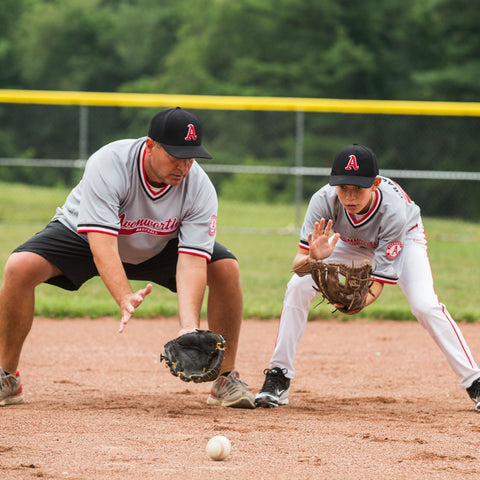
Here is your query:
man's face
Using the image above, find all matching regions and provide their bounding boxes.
[144,138,194,187]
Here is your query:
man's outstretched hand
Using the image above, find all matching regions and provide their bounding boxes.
[118,283,153,333]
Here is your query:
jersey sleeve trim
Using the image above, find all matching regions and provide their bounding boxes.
[77,224,119,236]
[371,274,398,285]
[299,240,309,250]
[178,247,212,262]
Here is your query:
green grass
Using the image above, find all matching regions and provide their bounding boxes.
[1,181,480,322]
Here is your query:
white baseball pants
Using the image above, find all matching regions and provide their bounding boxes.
[270,221,480,389]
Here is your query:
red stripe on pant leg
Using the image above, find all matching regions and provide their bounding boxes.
[442,304,474,368]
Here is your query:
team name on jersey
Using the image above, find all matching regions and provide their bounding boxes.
[119,213,179,236]
[338,234,378,249]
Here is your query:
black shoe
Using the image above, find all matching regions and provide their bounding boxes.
[467,378,480,412]
[254,367,290,408]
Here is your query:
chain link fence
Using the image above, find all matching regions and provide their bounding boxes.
[1,92,480,223]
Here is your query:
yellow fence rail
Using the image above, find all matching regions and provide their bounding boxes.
[2,89,480,117]
[2,89,480,225]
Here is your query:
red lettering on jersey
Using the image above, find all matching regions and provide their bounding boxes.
[345,155,359,171]
[386,241,403,260]
[339,234,378,248]
[119,213,179,235]
[209,215,217,236]
[185,124,197,141]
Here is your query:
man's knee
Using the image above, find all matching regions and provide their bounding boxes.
[207,258,240,288]
[2,252,60,288]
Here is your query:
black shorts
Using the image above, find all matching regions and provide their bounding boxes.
[13,220,237,292]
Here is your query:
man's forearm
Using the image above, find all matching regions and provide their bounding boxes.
[176,254,207,333]
[87,232,132,307]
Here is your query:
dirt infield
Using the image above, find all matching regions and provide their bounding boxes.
[1,316,480,479]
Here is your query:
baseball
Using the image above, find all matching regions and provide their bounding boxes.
[206,435,231,461]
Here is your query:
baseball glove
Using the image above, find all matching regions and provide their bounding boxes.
[307,259,373,313]
[160,329,226,383]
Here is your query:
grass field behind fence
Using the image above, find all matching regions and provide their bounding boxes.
[1,181,480,322]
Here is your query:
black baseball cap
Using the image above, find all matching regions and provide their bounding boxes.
[148,107,212,159]
[329,144,379,188]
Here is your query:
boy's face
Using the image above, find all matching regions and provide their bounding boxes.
[335,177,381,215]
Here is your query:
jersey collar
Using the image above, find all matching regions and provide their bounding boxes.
[345,189,382,227]
[139,143,172,200]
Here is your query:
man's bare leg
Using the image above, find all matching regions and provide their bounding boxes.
[0,252,61,372]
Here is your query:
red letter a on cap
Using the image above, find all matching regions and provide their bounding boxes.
[345,155,359,171]
[185,124,197,141]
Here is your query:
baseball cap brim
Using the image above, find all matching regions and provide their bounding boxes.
[329,175,376,188]
[160,142,212,159]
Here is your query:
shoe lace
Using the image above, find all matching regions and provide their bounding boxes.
[219,372,249,395]
[263,367,288,377]
[0,370,13,390]
[261,368,288,393]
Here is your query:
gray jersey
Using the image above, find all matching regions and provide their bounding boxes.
[53,137,217,264]
[300,176,421,283]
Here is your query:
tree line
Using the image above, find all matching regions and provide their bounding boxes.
[1,0,480,218]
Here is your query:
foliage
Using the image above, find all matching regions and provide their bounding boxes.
[1,0,480,215]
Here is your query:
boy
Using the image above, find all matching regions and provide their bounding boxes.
[255,143,480,412]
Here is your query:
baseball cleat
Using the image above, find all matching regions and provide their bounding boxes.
[255,367,290,408]
[207,370,255,409]
[0,368,24,406]
[467,378,480,412]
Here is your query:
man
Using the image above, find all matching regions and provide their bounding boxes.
[255,143,480,412]
[0,107,255,409]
